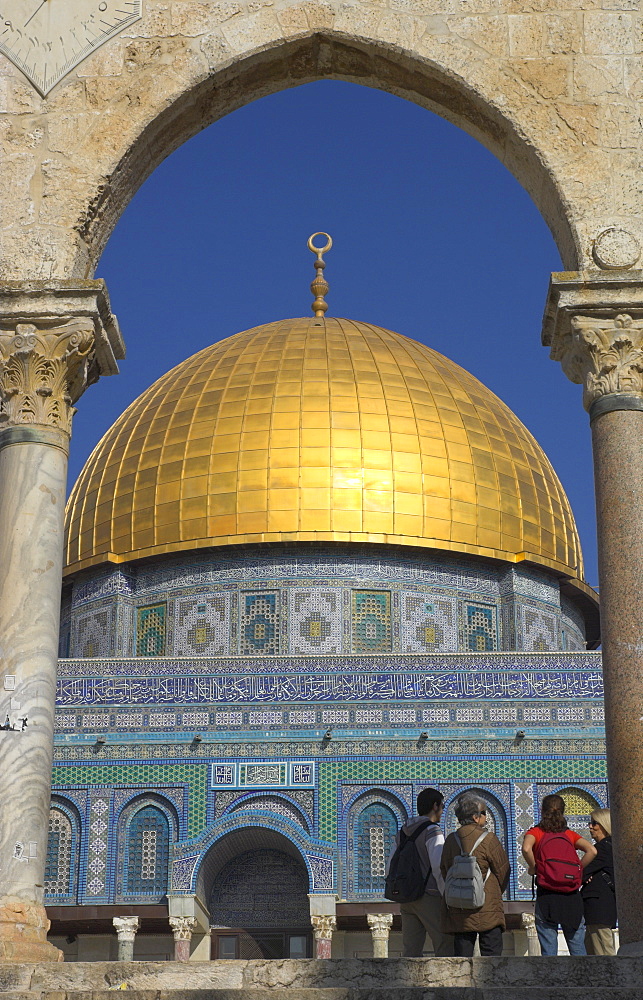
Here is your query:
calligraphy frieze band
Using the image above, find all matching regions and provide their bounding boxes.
[56,668,604,706]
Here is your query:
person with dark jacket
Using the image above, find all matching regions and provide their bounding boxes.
[440,792,510,956]
[582,808,617,955]
[390,787,454,956]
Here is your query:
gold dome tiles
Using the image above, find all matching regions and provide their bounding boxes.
[64,317,585,584]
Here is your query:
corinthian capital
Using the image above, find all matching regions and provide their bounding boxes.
[542,271,643,416]
[0,320,94,434]
[0,280,124,437]
[366,912,393,938]
[553,313,643,411]
[169,915,197,940]
[311,914,336,940]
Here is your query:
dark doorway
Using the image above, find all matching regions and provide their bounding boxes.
[211,929,311,959]
[209,846,311,958]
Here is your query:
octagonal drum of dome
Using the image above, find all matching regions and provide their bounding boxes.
[65,317,585,587]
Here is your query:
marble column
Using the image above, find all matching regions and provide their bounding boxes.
[113,916,140,961]
[520,912,540,956]
[169,916,197,962]
[543,271,643,954]
[0,282,123,961]
[366,913,393,958]
[311,915,336,959]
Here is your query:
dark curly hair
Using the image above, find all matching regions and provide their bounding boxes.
[539,794,568,833]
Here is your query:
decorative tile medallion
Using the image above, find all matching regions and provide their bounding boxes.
[240,592,280,655]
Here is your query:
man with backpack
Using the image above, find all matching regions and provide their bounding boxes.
[385,787,454,956]
[522,794,596,956]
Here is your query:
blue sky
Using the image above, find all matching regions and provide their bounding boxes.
[80,79,598,585]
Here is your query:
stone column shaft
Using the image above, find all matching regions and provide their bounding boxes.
[591,407,643,950]
[0,430,68,962]
[311,914,336,959]
[543,271,643,953]
[367,912,393,958]
[520,912,540,957]
[0,282,123,962]
[113,916,140,962]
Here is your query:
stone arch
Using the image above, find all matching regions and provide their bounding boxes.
[44,796,81,902]
[194,826,312,937]
[115,793,179,902]
[345,789,407,898]
[4,12,627,281]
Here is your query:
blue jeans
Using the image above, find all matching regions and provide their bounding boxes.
[535,913,587,956]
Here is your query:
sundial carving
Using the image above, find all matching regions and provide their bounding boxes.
[0,0,142,96]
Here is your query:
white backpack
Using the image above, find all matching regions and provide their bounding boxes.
[444,830,490,910]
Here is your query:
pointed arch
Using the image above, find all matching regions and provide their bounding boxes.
[115,794,178,902]
[345,789,408,899]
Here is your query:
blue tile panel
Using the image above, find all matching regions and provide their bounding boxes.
[62,544,589,658]
[135,604,166,657]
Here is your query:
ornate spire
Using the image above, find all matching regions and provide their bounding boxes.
[308,232,332,317]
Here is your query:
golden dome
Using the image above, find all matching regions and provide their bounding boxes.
[65,317,585,583]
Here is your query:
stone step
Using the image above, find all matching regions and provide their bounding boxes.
[2,990,643,1000]
[1,959,643,1000]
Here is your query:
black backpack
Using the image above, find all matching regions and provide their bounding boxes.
[384,820,432,903]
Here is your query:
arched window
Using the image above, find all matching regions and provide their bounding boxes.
[44,805,76,898]
[556,787,600,835]
[355,802,398,895]
[444,789,508,850]
[126,805,170,898]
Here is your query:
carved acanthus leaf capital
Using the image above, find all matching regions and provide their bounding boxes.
[169,916,197,940]
[112,916,140,941]
[0,319,95,434]
[550,312,643,411]
[366,913,393,938]
[311,914,336,939]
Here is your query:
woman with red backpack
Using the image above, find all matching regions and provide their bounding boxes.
[522,794,597,956]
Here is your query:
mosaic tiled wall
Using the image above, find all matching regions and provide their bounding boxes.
[63,544,590,657]
[136,604,166,656]
[174,594,231,656]
[240,592,280,655]
[401,593,458,653]
[48,752,608,905]
[351,591,392,653]
[290,589,342,654]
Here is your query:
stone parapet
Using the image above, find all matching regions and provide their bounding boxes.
[0,958,641,990]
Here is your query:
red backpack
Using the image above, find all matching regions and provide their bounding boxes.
[535,831,582,893]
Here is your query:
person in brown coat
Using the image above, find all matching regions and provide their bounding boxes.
[440,792,511,956]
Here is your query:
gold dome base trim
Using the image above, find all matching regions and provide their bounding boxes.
[64,529,582,585]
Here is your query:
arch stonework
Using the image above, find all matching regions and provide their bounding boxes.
[1,3,642,279]
[3,0,643,960]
